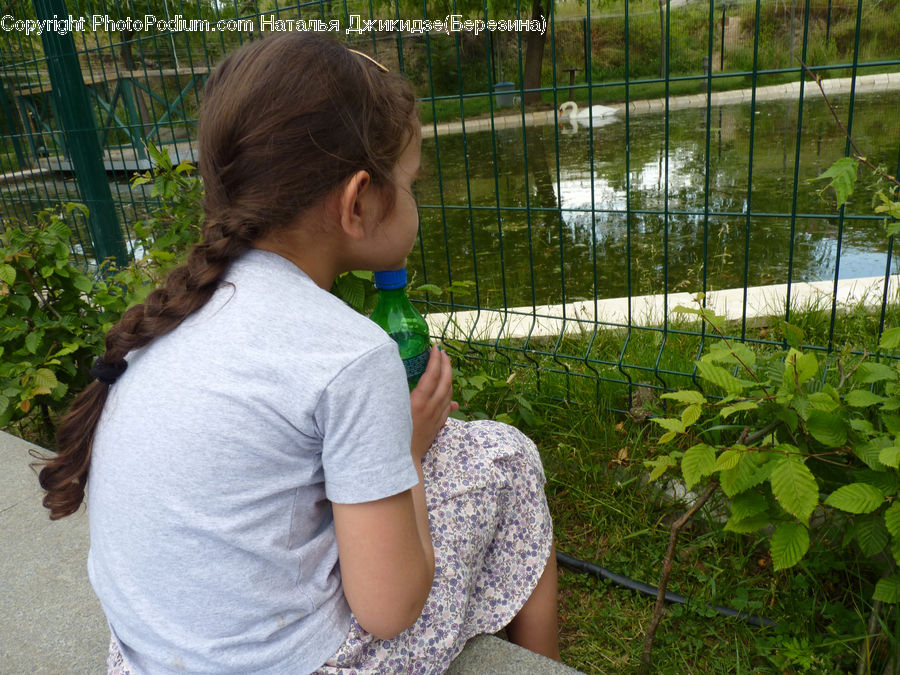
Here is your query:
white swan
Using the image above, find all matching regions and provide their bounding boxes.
[558,100,618,122]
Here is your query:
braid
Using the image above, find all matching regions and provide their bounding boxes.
[37,32,419,520]
[38,217,247,519]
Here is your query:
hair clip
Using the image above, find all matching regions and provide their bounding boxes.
[348,48,389,73]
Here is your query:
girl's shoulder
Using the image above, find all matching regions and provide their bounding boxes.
[221,249,393,353]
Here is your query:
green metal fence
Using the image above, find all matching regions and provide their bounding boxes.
[1,0,898,410]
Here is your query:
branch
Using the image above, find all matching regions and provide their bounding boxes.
[744,418,782,446]
[798,59,900,189]
[639,480,719,673]
[19,259,62,321]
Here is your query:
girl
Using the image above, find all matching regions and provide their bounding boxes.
[39,32,559,674]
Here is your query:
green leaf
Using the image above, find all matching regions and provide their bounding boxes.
[855,439,891,470]
[856,470,900,497]
[73,274,93,294]
[720,401,759,419]
[857,514,890,557]
[33,368,58,391]
[704,341,756,369]
[647,455,677,481]
[784,349,819,389]
[726,493,770,532]
[725,512,772,533]
[880,327,900,351]
[715,449,742,471]
[885,415,900,436]
[24,331,41,355]
[770,521,810,570]
[769,456,818,522]
[885,503,900,539]
[681,444,717,489]
[50,343,80,358]
[652,417,686,433]
[814,156,858,208]
[851,419,875,435]
[846,389,887,408]
[0,263,15,286]
[880,447,900,469]
[661,390,707,405]
[806,409,848,448]
[808,391,840,412]
[825,483,884,514]
[781,321,805,350]
[874,574,900,603]
[876,193,900,220]
[856,362,898,384]
[720,453,774,497]
[715,450,743,471]
[681,404,702,427]
[730,492,770,522]
[892,537,900,567]
[696,361,744,395]
[416,284,443,295]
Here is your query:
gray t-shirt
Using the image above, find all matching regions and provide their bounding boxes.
[87,249,418,674]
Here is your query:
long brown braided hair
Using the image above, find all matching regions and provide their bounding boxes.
[38,33,418,519]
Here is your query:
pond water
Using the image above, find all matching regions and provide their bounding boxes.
[411,90,900,309]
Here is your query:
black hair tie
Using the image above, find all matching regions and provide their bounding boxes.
[90,358,127,386]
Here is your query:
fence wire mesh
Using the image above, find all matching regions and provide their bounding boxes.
[1,0,898,409]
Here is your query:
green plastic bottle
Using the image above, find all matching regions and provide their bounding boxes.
[371,268,430,385]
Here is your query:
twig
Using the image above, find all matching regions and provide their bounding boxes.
[798,59,900,189]
[19,261,62,321]
[638,480,719,673]
[744,419,782,446]
[838,351,869,390]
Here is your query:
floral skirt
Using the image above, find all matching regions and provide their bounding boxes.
[107,418,553,675]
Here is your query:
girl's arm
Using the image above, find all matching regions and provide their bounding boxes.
[332,346,454,640]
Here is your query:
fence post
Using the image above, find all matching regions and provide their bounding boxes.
[0,79,26,168]
[32,0,128,269]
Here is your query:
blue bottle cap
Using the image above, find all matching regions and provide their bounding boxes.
[373,268,407,290]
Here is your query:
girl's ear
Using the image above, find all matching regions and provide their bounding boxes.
[338,170,373,240]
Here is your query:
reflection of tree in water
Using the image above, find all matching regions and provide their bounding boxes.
[414,92,899,308]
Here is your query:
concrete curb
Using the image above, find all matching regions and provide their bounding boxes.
[0,432,107,674]
[422,72,900,138]
[0,431,581,674]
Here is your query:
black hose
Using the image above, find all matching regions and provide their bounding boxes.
[556,551,777,629]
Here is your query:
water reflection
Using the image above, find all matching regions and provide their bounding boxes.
[414,91,899,308]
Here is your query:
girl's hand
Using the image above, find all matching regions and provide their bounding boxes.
[409,346,458,462]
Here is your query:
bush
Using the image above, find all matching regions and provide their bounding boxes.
[0,145,203,445]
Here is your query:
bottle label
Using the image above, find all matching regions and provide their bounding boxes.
[402,349,430,382]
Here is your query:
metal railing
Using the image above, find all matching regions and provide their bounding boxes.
[1,0,898,408]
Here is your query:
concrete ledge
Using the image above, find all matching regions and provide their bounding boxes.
[0,432,582,674]
[448,634,583,674]
[426,275,898,341]
[421,72,900,139]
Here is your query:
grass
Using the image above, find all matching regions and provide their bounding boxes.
[444,298,900,673]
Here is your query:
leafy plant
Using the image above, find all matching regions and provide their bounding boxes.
[637,65,900,670]
[0,205,128,443]
[647,305,900,574]
[123,142,205,297]
[0,146,205,444]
